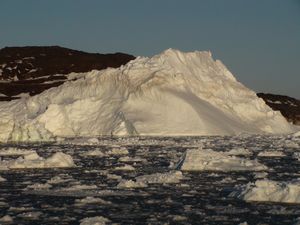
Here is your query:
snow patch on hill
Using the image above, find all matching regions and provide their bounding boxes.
[0,49,296,142]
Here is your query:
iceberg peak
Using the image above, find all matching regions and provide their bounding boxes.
[0,49,295,142]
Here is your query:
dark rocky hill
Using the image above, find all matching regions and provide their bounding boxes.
[257,93,300,125]
[0,46,135,100]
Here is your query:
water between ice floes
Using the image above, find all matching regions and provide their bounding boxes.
[0,135,300,225]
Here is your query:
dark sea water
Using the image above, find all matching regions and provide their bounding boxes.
[0,135,299,225]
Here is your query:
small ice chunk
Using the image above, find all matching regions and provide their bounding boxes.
[80,216,110,225]
[117,179,148,188]
[0,215,13,222]
[24,152,41,160]
[293,131,300,137]
[181,149,267,171]
[118,171,183,189]
[87,138,100,144]
[293,152,300,161]
[114,164,135,171]
[106,174,122,180]
[238,222,248,225]
[107,147,129,155]
[75,197,111,205]
[26,182,52,190]
[82,149,105,157]
[258,151,285,157]
[45,152,75,168]
[19,211,42,219]
[254,172,268,179]
[119,156,146,162]
[227,148,252,156]
[0,175,6,182]
[62,184,98,192]
[136,171,183,184]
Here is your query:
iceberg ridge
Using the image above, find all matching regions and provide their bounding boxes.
[0,49,296,142]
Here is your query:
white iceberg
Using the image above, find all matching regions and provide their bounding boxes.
[232,179,300,203]
[180,149,267,171]
[0,49,295,142]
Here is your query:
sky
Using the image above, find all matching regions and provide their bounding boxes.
[0,0,299,98]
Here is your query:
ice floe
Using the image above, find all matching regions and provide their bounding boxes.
[232,179,300,203]
[0,151,75,170]
[180,149,267,171]
[0,147,35,156]
[226,148,252,156]
[81,149,105,157]
[114,164,135,171]
[257,151,285,157]
[117,171,183,189]
[0,215,13,223]
[80,216,110,225]
[294,131,300,137]
[74,197,111,205]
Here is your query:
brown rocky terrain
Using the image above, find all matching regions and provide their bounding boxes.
[0,46,135,100]
[257,93,300,125]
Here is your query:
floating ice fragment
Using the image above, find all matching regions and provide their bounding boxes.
[81,149,105,157]
[226,148,252,156]
[231,179,300,203]
[258,151,285,157]
[0,215,13,222]
[136,171,183,184]
[0,151,75,170]
[117,179,148,188]
[80,216,110,225]
[117,171,183,189]
[180,149,267,171]
[107,147,129,155]
[294,131,300,137]
[75,197,111,205]
[114,164,135,171]
[0,147,35,156]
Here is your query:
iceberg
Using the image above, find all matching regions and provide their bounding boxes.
[232,179,300,203]
[0,49,295,142]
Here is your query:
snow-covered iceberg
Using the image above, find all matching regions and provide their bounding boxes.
[232,179,300,203]
[180,149,267,171]
[0,49,295,142]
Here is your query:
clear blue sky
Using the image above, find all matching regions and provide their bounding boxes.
[1,0,299,98]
